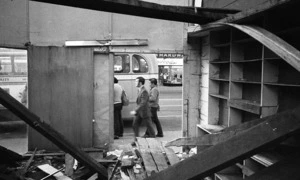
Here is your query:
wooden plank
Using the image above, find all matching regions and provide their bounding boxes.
[166,117,268,147]
[145,138,169,171]
[215,173,243,180]
[0,88,108,179]
[228,99,261,115]
[145,106,300,180]
[161,142,179,165]
[22,148,37,175]
[30,0,238,24]
[246,155,300,180]
[136,138,158,176]
[235,163,254,176]
[38,164,71,180]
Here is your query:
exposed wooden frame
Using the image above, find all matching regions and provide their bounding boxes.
[0,88,108,179]
[189,0,296,36]
[166,116,267,147]
[223,23,300,72]
[146,106,300,180]
[30,0,239,24]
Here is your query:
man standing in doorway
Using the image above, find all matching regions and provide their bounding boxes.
[131,77,155,140]
[114,77,124,139]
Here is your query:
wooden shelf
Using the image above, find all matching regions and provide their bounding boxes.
[263,57,281,61]
[212,42,230,48]
[231,59,262,63]
[231,80,261,84]
[197,124,225,134]
[251,152,282,167]
[210,78,229,82]
[210,60,230,64]
[264,82,300,87]
[209,93,228,100]
[215,173,243,180]
[232,38,256,44]
[228,99,261,115]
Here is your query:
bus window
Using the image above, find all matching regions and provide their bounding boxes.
[132,55,148,73]
[114,55,130,73]
[0,57,12,75]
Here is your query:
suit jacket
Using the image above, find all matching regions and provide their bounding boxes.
[135,85,151,118]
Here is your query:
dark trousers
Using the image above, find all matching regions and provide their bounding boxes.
[132,113,155,139]
[114,103,123,136]
[146,107,163,136]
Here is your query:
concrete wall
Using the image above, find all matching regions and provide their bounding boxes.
[0,0,29,48]
[1,0,187,50]
[28,0,187,51]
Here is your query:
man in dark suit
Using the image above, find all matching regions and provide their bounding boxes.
[131,77,155,140]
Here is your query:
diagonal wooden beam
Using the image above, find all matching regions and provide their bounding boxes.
[30,0,239,24]
[0,88,108,179]
[245,155,300,180]
[146,106,300,180]
[166,117,267,147]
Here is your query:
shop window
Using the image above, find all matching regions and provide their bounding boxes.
[114,55,130,73]
[132,55,148,73]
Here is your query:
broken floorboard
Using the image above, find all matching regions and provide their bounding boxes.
[145,106,300,180]
[116,138,179,179]
[135,138,179,177]
[0,88,108,179]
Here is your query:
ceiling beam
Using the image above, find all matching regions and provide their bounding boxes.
[30,0,239,24]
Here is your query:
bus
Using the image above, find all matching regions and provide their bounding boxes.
[114,53,158,120]
[0,48,27,121]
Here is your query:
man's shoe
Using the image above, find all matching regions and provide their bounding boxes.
[156,134,164,137]
[114,135,119,139]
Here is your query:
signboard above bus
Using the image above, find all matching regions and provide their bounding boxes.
[157,53,183,58]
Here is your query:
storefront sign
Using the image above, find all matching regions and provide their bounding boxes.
[0,77,27,82]
[157,53,183,58]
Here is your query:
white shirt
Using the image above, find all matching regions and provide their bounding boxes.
[114,83,123,104]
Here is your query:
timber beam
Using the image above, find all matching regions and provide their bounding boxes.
[147,106,300,180]
[0,88,108,179]
[166,116,268,147]
[30,0,239,24]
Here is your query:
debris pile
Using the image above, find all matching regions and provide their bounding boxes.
[176,147,197,161]
[0,146,105,180]
[105,146,146,180]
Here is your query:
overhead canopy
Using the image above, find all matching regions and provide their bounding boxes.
[30,0,239,24]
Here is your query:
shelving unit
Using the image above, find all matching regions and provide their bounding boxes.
[198,13,300,179]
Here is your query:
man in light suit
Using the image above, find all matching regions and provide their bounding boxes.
[131,77,155,140]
